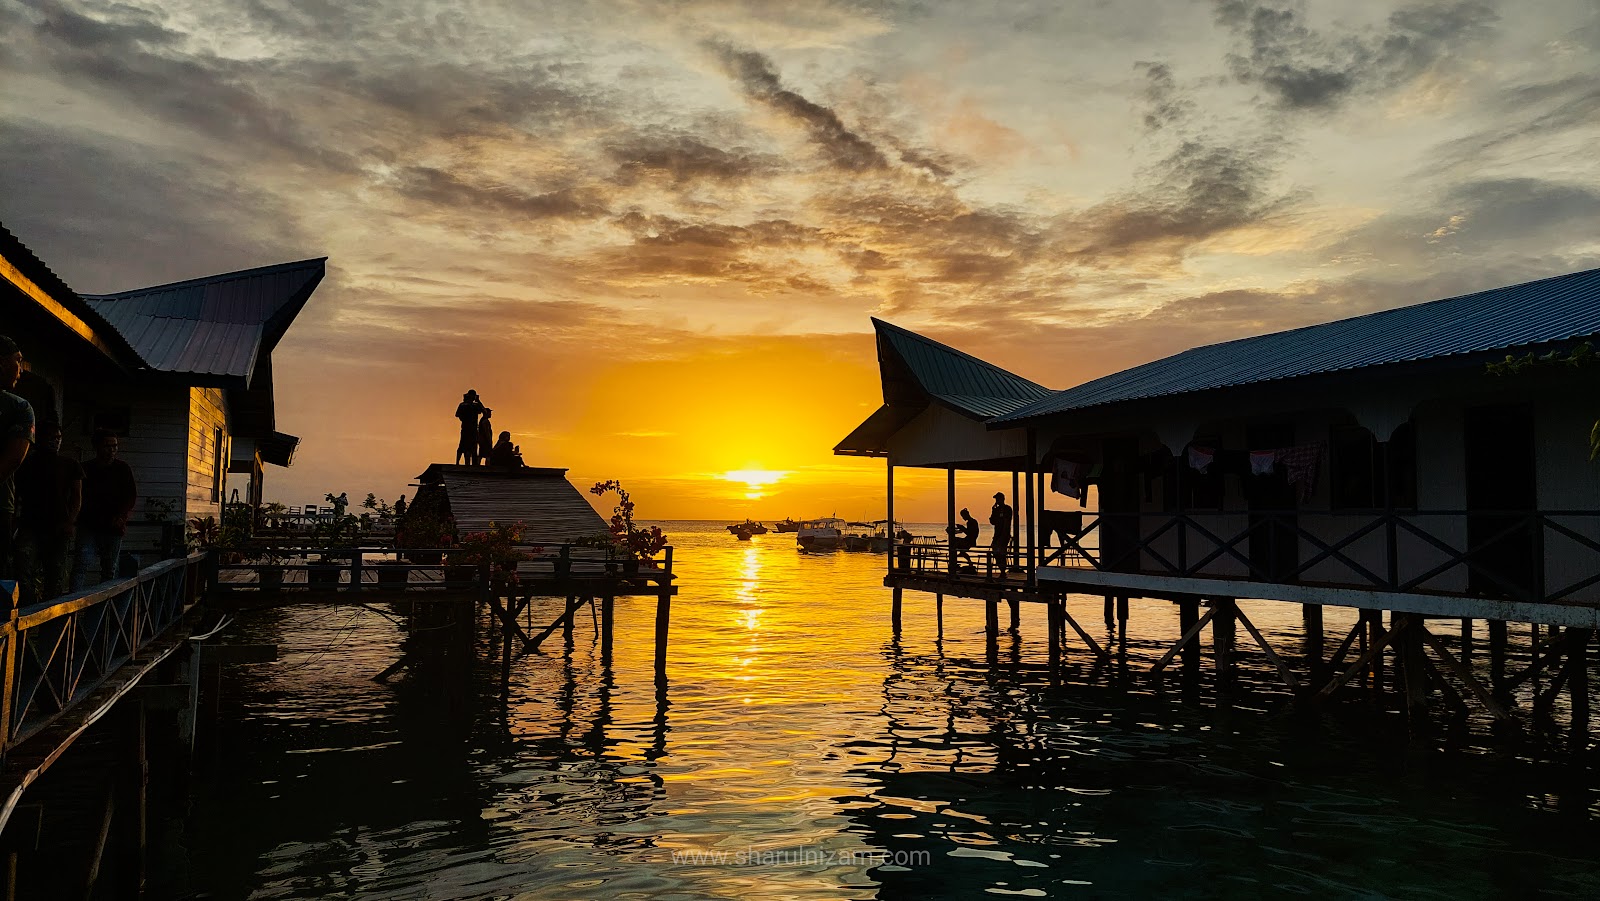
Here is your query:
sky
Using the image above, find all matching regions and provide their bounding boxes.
[3,0,1599,522]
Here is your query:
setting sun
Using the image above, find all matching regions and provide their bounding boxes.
[722,469,791,500]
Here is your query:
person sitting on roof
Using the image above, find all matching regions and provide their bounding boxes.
[477,407,495,465]
[489,431,524,468]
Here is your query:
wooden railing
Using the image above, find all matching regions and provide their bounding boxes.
[1030,510,1600,606]
[0,554,202,753]
[209,544,676,596]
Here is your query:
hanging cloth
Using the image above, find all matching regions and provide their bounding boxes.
[1051,458,1087,502]
[1276,442,1324,502]
[1187,445,1215,473]
[1249,449,1278,476]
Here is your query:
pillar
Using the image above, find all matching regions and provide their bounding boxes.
[891,587,903,635]
[1213,599,1237,688]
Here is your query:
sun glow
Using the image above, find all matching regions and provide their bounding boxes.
[721,469,791,500]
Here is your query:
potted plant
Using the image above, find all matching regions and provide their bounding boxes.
[255,547,286,593]
[447,521,531,590]
[308,492,361,589]
[587,480,669,573]
[147,497,184,558]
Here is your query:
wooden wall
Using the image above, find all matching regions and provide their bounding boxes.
[185,386,230,524]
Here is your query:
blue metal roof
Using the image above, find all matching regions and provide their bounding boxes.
[874,318,1052,419]
[84,258,325,385]
[994,266,1600,423]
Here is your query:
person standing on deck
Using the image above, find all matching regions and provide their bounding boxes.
[0,335,35,583]
[74,429,137,590]
[455,390,484,465]
[478,408,495,465]
[989,491,1014,574]
[15,421,82,603]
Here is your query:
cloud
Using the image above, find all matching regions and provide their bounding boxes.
[1212,0,1498,112]
[705,39,893,172]
[390,166,611,222]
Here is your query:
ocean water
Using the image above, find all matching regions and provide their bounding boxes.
[165,522,1600,899]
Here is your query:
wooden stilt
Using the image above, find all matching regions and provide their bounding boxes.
[1318,616,1405,699]
[1489,619,1508,696]
[655,593,672,674]
[1418,628,1510,720]
[1399,614,1430,722]
[1062,606,1111,662]
[985,599,999,639]
[1047,600,1063,670]
[1116,596,1129,644]
[1179,597,1200,671]
[935,593,944,639]
[1303,604,1324,676]
[891,587,903,635]
[1213,599,1237,689]
[1152,605,1219,676]
[1008,597,1020,632]
[1460,618,1473,661]
[1103,595,1114,628]
[1235,605,1298,690]
[1570,628,1591,730]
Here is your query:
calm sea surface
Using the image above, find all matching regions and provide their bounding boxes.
[165,521,1600,899]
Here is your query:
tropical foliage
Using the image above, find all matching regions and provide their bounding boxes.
[588,479,668,561]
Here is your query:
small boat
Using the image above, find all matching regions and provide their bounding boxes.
[796,517,845,550]
[726,519,769,535]
[841,522,874,551]
[734,526,753,541]
[773,518,801,533]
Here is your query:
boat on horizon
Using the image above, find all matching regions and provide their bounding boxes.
[726,519,769,535]
[773,518,801,533]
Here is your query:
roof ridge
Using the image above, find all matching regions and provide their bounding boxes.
[83,257,327,300]
[871,317,1050,396]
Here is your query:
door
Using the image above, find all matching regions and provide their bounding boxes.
[1247,423,1298,582]
[1464,405,1538,600]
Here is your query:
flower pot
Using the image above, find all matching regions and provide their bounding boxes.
[377,563,409,591]
[256,565,284,593]
[622,558,639,576]
[444,565,473,586]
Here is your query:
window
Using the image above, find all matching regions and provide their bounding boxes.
[1386,423,1417,510]
[211,427,225,502]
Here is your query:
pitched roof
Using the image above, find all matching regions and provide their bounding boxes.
[420,465,609,546]
[0,223,142,367]
[995,266,1600,424]
[874,318,1051,419]
[83,258,325,385]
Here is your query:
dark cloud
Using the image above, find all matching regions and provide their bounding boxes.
[8,0,354,171]
[606,135,773,186]
[0,119,306,292]
[1135,61,1191,132]
[1073,137,1290,256]
[705,40,892,172]
[1213,0,1498,111]
[391,167,610,222]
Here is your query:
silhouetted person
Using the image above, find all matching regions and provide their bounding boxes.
[393,495,407,517]
[74,429,137,590]
[0,335,34,584]
[990,491,1014,573]
[478,407,495,464]
[947,507,980,572]
[455,390,484,465]
[489,431,523,467]
[15,421,81,603]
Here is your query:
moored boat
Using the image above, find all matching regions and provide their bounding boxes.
[726,519,769,535]
[773,518,801,533]
[796,517,845,550]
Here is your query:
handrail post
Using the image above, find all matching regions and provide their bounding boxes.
[0,582,17,755]
[663,545,674,578]
[558,545,571,580]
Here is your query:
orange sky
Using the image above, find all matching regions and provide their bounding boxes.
[5,1,1599,523]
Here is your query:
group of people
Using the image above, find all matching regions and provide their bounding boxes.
[945,492,1015,574]
[453,390,525,468]
[1,335,139,605]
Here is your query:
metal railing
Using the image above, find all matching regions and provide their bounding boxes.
[0,554,201,753]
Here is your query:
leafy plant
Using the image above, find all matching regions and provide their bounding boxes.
[1487,342,1600,460]
[187,515,220,549]
[587,479,668,561]
[145,497,178,523]
[310,491,365,554]
[394,488,456,550]
[448,521,535,587]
